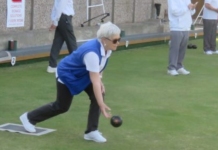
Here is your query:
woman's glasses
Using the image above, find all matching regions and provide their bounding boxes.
[105,37,121,44]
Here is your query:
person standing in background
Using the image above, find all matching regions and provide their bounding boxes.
[47,0,77,73]
[167,0,197,76]
[202,0,218,55]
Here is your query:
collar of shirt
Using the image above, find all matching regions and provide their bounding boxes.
[98,39,112,58]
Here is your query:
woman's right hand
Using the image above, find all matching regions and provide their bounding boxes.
[100,103,111,118]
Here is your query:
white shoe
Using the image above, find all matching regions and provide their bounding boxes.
[212,50,218,54]
[19,112,36,133]
[177,68,190,75]
[167,70,179,76]
[96,130,102,135]
[47,66,57,73]
[205,51,213,55]
[84,130,107,143]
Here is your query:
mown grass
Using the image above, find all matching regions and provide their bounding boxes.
[1,38,218,150]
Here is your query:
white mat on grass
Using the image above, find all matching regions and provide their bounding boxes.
[0,123,56,136]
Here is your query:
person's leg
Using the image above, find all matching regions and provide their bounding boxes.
[210,20,217,51]
[27,80,73,125]
[177,31,189,70]
[84,84,101,133]
[168,31,182,70]
[58,14,77,54]
[49,27,65,68]
[83,83,107,143]
[203,19,212,52]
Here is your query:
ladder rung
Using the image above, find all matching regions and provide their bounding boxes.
[86,0,105,20]
[88,4,103,8]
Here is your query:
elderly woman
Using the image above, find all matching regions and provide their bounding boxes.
[19,22,121,143]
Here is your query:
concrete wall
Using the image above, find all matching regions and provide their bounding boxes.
[0,0,168,50]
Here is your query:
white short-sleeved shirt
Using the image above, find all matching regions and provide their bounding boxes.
[51,0,75,26]
[56,40,112,83]
[83,40,112,73]
[203,0,218,20]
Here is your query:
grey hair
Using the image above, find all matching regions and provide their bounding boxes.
[97,22,121,39]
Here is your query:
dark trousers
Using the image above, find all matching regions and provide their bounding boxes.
[49,14,77,67]
[203,19,217,52]
[27,80,101,134]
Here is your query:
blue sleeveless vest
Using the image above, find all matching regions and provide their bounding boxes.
[57,39,108,95]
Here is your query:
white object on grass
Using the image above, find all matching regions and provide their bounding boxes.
[125,41,129,47]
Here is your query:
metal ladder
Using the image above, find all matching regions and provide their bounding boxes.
[193,6,204,25]
[86,0,105,20]
[81,0,109,27]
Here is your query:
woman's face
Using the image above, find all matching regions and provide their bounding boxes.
[103,34,121,51]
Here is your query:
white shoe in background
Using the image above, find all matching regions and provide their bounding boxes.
[177,68,190,75]
[212,50,218,54]
[205,51,213,55]
[167,70,179,76]
[47,66,57,73]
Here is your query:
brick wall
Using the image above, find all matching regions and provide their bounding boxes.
[0,0,167,32]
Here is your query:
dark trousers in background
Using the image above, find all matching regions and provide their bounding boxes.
[27,81,101,134]
[168,31,189,70]
[203,19,217,52]
[49,14,77,67]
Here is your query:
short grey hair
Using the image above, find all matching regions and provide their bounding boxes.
[97,22,121,39]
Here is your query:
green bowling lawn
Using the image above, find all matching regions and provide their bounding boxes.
[1,38,218,150]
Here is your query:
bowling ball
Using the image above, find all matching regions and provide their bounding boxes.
[110,115,122,128]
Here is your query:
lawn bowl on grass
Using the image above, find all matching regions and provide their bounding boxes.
[110,115,122,128]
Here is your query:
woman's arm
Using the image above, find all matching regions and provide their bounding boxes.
[89,71,111,118]
[99,72,105,94]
